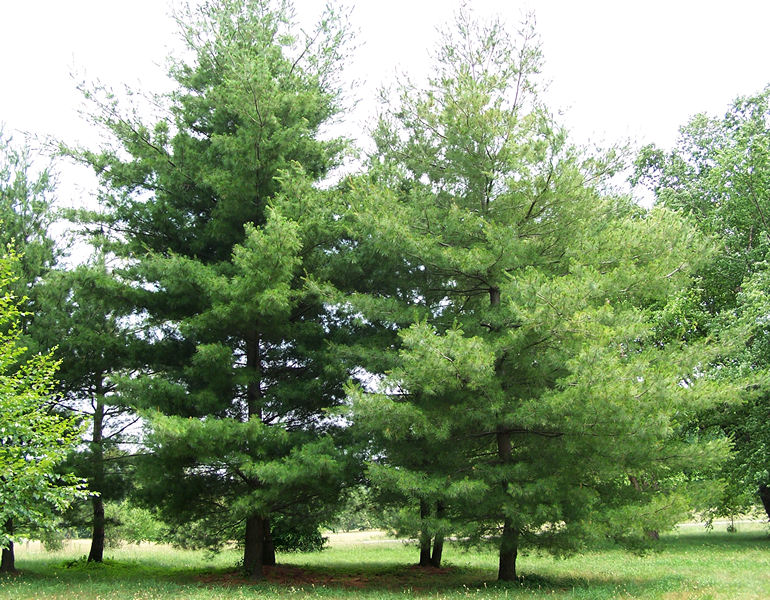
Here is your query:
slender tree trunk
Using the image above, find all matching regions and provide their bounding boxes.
[490,287,518,580]
[262,517,276,566]
[243,332,265,580]
[419,499,432,567]
[759,484,770,521]
[1,519,15,573]
[496,428,518,581]
[243,514,265,580]
[88,382,106,563]
[430,501,445,568]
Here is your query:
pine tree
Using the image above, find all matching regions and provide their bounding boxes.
[346,10,733,580]
[0,131,59,312]
[70,0,353,579]
[30,258,139,562]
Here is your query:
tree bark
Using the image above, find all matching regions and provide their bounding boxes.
[418,499,432,567]
[759,484,770,521]
[497,520,518,581]
[88,495,105,562]
[490,286,501,307]
[496,428,518,581]
[88,383,105,563]
[0,519,15,573]
[243,331,267,580]
[430,501,445,567]
[262,517,276,566]
[243,514,265,580]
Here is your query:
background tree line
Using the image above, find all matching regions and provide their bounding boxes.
[1,0,767,582]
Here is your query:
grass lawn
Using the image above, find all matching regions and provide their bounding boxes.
[1,524,769,599]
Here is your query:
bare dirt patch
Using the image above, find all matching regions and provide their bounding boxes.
[196,563,456,590]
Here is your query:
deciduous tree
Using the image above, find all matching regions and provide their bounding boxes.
[634,87,770,520]
[0,249,86,573]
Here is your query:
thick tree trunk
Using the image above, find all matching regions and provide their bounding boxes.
[759,484,770,521]
[496,428,518,581]
[430,501,445,567]
[243,514,265,580]
[88,385,105,563]
[419,499,432,566]
[497,520,518,581]
[88,495,105,562]
[262,517,276,566]
[1,519,15,573]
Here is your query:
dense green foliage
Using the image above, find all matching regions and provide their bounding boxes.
[0,250,87,571]
[345,12,735,580]
[4,0,769,588]
[634,87,770,519]
[70,0,355,580]
[0,132,59,314]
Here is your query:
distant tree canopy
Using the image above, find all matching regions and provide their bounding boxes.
[0,132,58,306]
[634,87,770,521]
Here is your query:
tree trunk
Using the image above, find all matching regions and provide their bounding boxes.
[243,332,266,579]
[430,501,445,567]
[262,517,276,566]
[497,519,518,581]
[430,535,444,568]
[759,484,770,521]
[88,495,105,562]
[88,384,105,563]
[496,428,518,581]
[0,519,15,573]
[418,499,432,567]
[243,514,265,580]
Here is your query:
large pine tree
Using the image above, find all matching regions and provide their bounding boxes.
[346,10,733,580]
[72,0,353,579]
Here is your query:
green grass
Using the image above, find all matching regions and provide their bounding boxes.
[1,525,769,599]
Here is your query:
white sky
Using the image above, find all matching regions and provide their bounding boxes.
[1,0,769,201]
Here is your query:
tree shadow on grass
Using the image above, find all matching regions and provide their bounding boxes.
[4,531,767,597]
[664,528,769,551]
[195,562,475,591]
[191,561,686,597]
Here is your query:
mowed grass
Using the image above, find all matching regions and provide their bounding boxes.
[1,524,769,599]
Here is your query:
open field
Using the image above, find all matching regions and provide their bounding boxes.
[1,524,769,599]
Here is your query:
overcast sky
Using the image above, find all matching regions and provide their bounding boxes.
[1,0,769,199]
